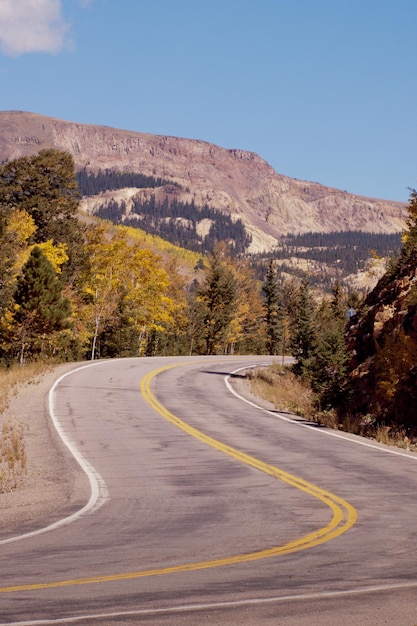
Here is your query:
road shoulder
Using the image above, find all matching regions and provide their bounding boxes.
[0,363,88,538]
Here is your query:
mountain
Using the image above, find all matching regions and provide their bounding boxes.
[0,110,407,253]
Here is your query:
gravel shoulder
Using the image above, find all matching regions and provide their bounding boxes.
[0,363,88,537]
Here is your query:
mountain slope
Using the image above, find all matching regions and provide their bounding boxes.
[0,110,407,252]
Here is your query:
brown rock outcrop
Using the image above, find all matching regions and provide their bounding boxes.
[345,249,417,427]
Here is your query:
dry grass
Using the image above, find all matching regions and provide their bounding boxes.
[0,361,50,412]
[0,419,27,492]
[0,361,51,493]
[373,425,417,452]
[248,364,417,452]
[247,364,317,419]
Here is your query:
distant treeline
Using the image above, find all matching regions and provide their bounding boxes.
[282,231,402,253]
[97,195,252,255]
[76,167,250,254]
[76,168,174,196]
[258,231,401,274]
[250,231,402,291]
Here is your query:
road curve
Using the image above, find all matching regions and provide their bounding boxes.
[0,356,417,625]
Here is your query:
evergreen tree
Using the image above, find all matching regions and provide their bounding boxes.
[96,293,139,358]
[398,188,417,265]
[310,283,349,409]
[0,206,17,315]
[262,260,285,355]
[0,150,85,284]
[12,246,72,363]
[197,247,237,354]
[289,277,317,377]
[330,280,345,319]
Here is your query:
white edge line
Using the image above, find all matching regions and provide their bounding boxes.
[0,362,110,546]
[225,364,417,462]
[3,580,417,625]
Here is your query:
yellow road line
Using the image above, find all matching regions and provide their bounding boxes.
[0,362,357,594]
[141,364,357,547]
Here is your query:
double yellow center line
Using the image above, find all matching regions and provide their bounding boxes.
[141,364,357,559]
[0,362,356,594]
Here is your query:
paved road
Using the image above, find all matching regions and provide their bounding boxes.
[0,356,417,625]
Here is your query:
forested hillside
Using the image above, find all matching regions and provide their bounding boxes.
[274,231,401,273]
[256,231,402,289]
[77,168,252,255]
[76,168,401,280]
[0,150,268,362]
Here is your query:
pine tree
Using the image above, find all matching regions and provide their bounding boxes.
[311,300,348,409]
[12,246,72,363]
[197,247,237,354]
[289,277,317,377]
[0,207,18,314]
[399,188,417,264]
[262,260,285,355]
[330,280,346,319]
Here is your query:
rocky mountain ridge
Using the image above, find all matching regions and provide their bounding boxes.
[0,110,407,252]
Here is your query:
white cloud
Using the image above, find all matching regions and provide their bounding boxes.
[0,0,71,56]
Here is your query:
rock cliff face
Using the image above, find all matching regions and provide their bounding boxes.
[0,110,407,252]
[348,255,417,364]
[345,249,417,428]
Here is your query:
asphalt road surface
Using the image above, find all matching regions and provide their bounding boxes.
[1,356,417,625]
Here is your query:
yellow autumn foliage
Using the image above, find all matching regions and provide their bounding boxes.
[78,226,177,358]
[35,241,69,273]
[7,209,36,245]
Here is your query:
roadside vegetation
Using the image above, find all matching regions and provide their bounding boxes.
[247,364,316,419]
[247,364,417,452]
[248,190,417,451]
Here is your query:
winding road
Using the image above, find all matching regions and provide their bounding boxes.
[0,356,417,625]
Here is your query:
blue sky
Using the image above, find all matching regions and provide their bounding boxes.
[0,0,415,201]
